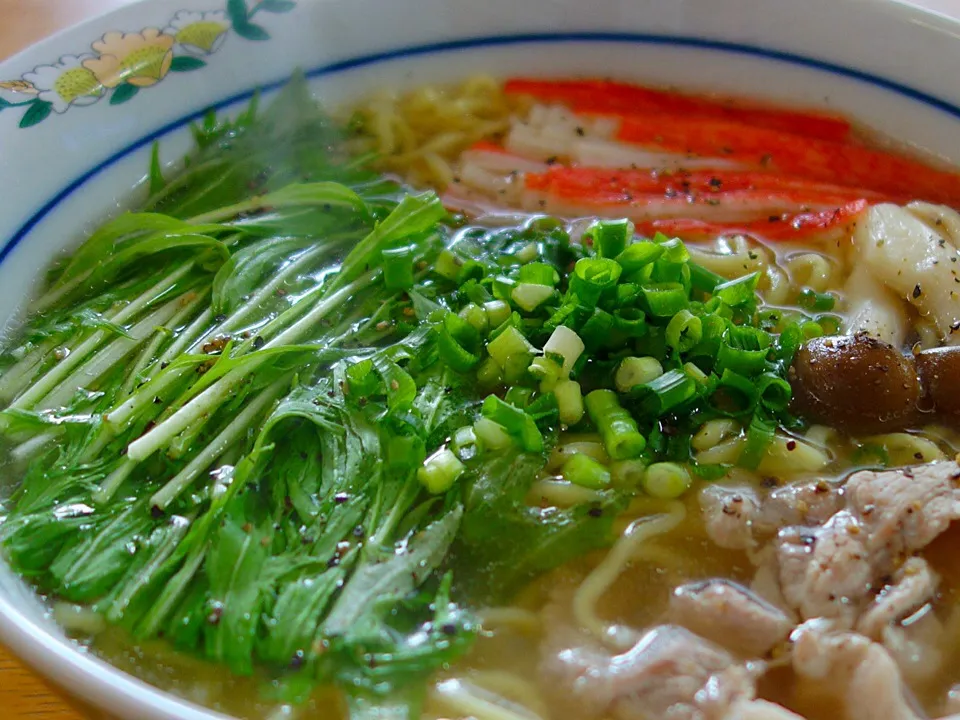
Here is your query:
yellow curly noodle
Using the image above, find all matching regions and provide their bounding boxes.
[354,76,527,190]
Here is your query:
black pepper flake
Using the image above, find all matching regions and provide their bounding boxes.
[153,396,162,404]
[440,623,457,636]
[334,492,350,504]
[252,335,265,349]
[587,506,603,518]
[914,452,924,460]
[290,651,305,670]
[913,284,922,299]
[575,126,585,137]
[150,505,165,519]
[708,176,722,189]
[545,155,559,165]
[160,362,169,369]
[768,215,782,223]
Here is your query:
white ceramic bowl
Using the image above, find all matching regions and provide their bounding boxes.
[3,0,960,717]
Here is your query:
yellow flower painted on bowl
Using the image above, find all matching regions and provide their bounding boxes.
[22,55,105,112]
[83,29,176,88]
[165,10,230,56]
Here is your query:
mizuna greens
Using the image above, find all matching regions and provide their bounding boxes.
[0,75,817,718]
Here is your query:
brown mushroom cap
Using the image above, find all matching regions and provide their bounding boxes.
[916,346,960,421]
[789,334,921,434]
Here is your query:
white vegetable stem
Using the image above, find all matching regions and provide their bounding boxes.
[149,379,287,510]
[10,264,194,410]
[39,297,184,410]
[126,271,376,463]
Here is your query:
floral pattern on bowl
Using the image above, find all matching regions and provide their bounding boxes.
[0,0,296,128]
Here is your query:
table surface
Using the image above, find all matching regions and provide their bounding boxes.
[2,0,960,718]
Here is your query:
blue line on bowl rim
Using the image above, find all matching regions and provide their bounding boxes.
[4,30,960,267]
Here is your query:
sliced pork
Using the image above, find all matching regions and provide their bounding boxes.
[792,620,925,720]
[669,579,793,657]
[540,623,763,720]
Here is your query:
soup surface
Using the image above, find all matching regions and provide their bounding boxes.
[3,74,960,720]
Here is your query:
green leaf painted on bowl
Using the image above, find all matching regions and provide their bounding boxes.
[109,83,140,106]
[170,56,207,72]
[18,99,52,128]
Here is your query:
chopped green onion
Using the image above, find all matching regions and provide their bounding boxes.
[615,356,663,393]
[816,314,842,335]
[711,369,759,416]
[613,308,647,337]
[530,356,563,392]
[666,309,702,352]
[439,313,481,372]
[457,259,486,285]
[418,448,465,494]
[587,219,633,259]
[713,273,760,307]
[484,299,511,328]
[481,395,543,452]
[515,242,539,264]
[435,249,462,281]
[502,352,534,385]
[451,426,482,461]
[518,262,559,286]
[658,237,690,265]
[616,241,663,272]
[798,287,836,312]
[570,257,622,307]
[476,357,502,388]
[757,372,792,411]
[715,343,767,377]
[642,462,692,499]
[491,275,517,302]
[473,417,512,450]
[585,389,646,460]
[382,245,415,290]
[641,283,688,317]
[512,283,555,312]
[610,459,646,488]
[563,453,611,489]
[628,369,698,418]
[554,379,584,425]
[579,308,614,350]
[739,413,776,469]
[505,386,534,408]
[543,326,585,376]
[683,361,709,385]
[487,326,535,367]
[800,320,824,340]
[689,263,725,294]
[459,303,489,334]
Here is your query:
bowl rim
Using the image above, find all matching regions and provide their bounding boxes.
[3,2,960,719]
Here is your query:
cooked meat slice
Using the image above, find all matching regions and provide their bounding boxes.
[792,620,923,720]
[540,623,761,720]
[721,699,808,720]
[857,557,939,639]
[700,485,760,550]
[845,462,960,565]
[699,480,843,552]
[761,479,844,530]
[777,511,872,624]
[669,579,793,657]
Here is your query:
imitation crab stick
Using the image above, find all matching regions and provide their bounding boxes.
[504,78,852,142]
[523,167,897,203]
[632,199,869,242]
[614,114,960,206]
